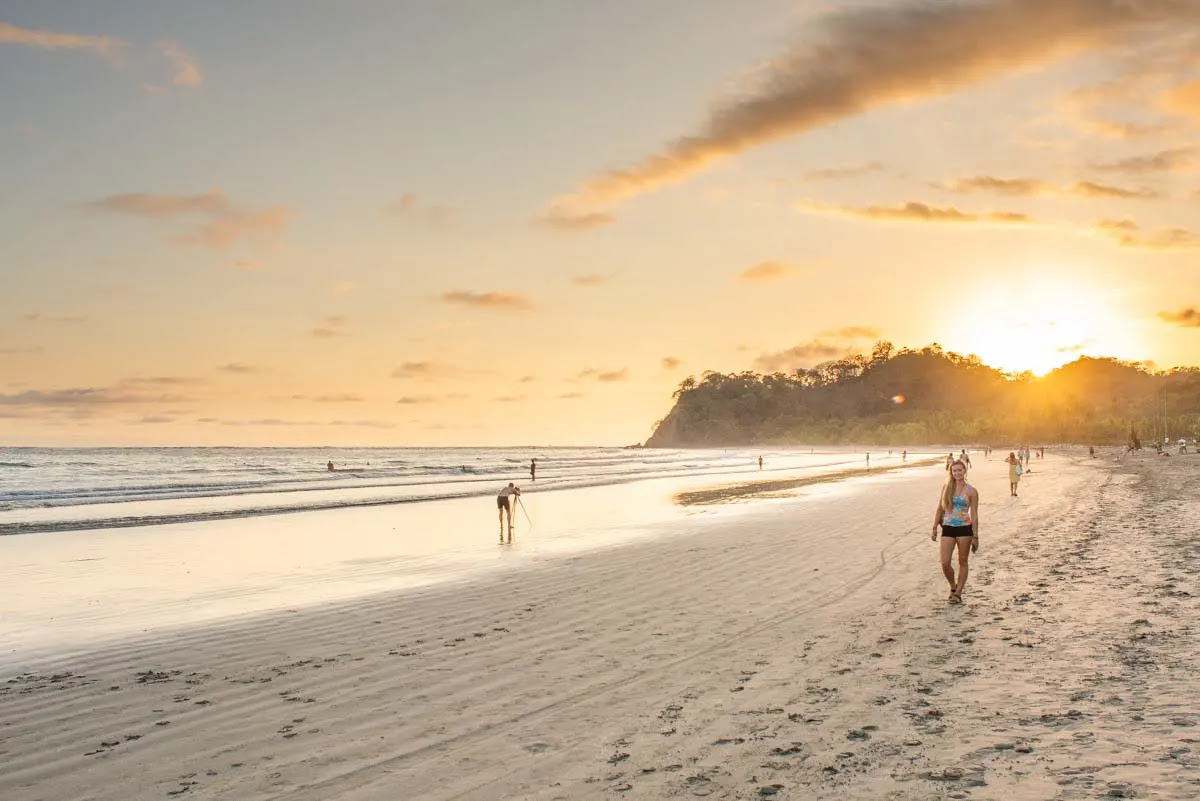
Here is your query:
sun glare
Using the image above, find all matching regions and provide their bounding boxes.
[943,274,1137,376]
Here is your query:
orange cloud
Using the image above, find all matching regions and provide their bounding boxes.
[662,356,682,370]
[86,189,289,249]
[311,316,349,338]
[1090,147,1195,174]
[821,326,881,340]
[176,207,288,248]
[333,281,355,294]
[158,41,202,87]
[803,162,884,181]
[233,260,265,271]
[396,395,438,404]
[798,200,1032,225]
[391,362,455,380]
[391,193,452,226]
[539,208,614,231]
[572,273,616,287]
[441,290,533,311]
[0,20,124,56]
[1161,79,1200,123]
[578,368,629,382]
[739,260,796,282]
[543,0,1193,221]
[754,342,851,372]
[1157,308,1200,327]
[1094,218,1200,250]
[88,189,228,218]
[943,176,1158,199]
[310,394,364,403]
[218,363,261,374]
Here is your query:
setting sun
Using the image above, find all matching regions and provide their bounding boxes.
[941,274,1143,376]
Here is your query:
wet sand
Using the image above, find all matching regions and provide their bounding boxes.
[2,451,1198,800]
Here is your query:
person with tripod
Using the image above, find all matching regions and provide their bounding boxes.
[497,482,522,540]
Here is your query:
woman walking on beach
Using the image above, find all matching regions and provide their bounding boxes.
[1005,451,1022,497]
[931,460,978,604]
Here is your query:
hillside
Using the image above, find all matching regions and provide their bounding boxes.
[645,344,1200,447]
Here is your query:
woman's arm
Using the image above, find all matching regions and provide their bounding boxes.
[970,489,980,550]
[930,500,944,540]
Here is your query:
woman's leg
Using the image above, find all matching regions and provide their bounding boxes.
[939,536,958,591]
[954,537,972,594]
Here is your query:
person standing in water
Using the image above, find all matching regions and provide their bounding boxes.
[497,482,521,539]
[530,458,537,481]
[930,460,979,604]
[758,455,763,470]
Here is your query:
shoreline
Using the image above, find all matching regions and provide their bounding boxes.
[4,452,1198,799]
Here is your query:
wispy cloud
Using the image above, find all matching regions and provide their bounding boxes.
[391,193,452,226]
[396,394,438,404]
[542,0,1193,223]
[572,273,617,287]
[754,342,851,373]
[85,189,289,249]
[539,208,614,231]
[333,281,355,294]
[738,260,798,282]
[1090,147,1195,174]
[440,290,533,312]
[310,394,364,403]
[1157,307,1200,327]
[578,368,629,382]
[21,313,87,323]
[820,326,881,340]
[518,375,538,383]
[559,392,584,399]
[493,395,526,403]
[0,20,124,56]
[1161,79,1200,124]
[157,41,203,87]
[0,386,188,408]
[662,356,682,370]
[798,200,1032,225]
[943,176,1159,199]
[391,361,455,380]
[312,316,350,338]
[218,363,262,374]
[1093,218,1200,250]
[803,162,884,181]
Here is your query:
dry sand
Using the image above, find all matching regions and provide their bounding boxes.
[2,451,1198,800]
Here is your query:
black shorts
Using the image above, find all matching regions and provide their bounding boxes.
[941,525,974,539]
[497,495,511,510]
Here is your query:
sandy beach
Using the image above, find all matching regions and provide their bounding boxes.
[3,451,1199,800]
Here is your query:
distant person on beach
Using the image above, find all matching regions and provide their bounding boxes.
[945,453,953,472]
[1005,452,1022,497]
[327,461,334,471]
[1089,446,1095,458]
[497,482,521,537]
[866,453,870,468]
[530,459,536,481]
[758,455,763,470]
[902,449,907,462]
[930,460,978,604]
[959,449,972,470]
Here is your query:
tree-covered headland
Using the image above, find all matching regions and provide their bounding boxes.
[646,343,1200,448]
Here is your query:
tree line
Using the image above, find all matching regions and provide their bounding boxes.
[645,343,1200,447]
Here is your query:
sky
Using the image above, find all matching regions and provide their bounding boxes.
[2,0,1199,447]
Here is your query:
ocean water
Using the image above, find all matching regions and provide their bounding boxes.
[0,446,911,535]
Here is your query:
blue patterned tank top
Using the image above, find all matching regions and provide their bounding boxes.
[942,487,973,526]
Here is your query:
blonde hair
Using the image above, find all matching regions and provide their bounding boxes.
[942,460,967,510]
